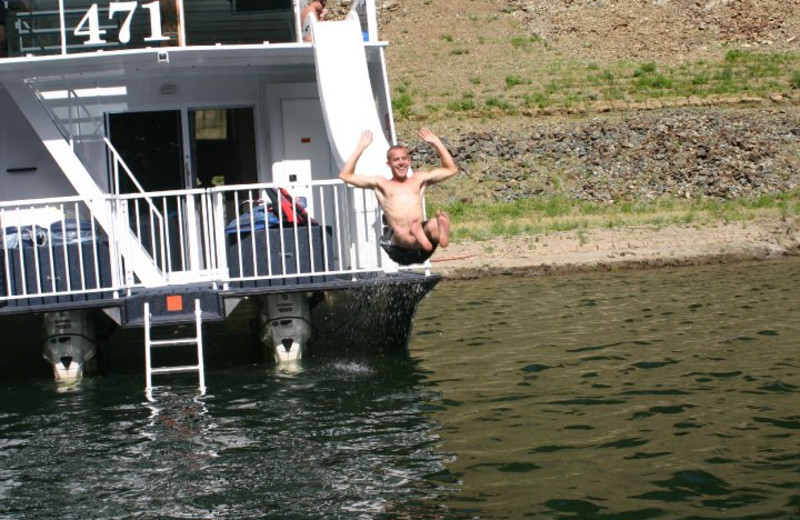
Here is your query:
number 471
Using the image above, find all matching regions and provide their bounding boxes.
[75,1,170,45]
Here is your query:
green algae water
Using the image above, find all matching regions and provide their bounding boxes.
[1,259,799,519]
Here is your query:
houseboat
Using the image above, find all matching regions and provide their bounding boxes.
[0,0,440,393]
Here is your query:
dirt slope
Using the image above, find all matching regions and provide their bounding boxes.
[507,0,800,63]
[371,1,800,277]
[381,0,800,67]
[377,0,800,136]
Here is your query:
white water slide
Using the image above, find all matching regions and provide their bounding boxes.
[310,12,392,177]
[310,13,395,268]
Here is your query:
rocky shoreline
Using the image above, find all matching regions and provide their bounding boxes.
[406,105,800,204]
[430,216,800,280]
[398,105,800,279]
[379,1,800,279]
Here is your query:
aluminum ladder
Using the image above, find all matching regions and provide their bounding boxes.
[144,298,206,400]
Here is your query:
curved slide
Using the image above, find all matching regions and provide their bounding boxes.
[310,13,392,179]
[310,12,396,269]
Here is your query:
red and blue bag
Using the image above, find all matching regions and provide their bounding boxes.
[266,187,311,225]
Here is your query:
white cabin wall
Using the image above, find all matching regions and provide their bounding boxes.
[121,74,261,111]
[0,86,76,202]
[74,140,112,192]
[8,68,320,196]
[265,82,333,180]
[100,73,274,184]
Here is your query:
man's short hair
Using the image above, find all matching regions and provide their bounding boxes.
[386,144,408,161]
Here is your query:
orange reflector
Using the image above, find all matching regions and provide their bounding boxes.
[166,295,183,312]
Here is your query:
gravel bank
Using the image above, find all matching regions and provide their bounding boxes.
[398,106,800,279]
[407,106,800,204]
[430,216,800,279]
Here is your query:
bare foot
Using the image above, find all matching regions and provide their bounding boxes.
[437,211,450,248]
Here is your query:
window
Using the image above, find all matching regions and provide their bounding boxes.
[232,0,293,13]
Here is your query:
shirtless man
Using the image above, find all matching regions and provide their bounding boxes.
[301,0,327,42]
[339,128,458,265]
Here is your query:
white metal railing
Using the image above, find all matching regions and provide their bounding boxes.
[211,181,374,284]
[0,196,123,304]
[4,0,379,58]
[0,180,431,305]
[105,138,167,263]
[14,6,120,56]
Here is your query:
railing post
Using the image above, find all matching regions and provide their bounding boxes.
[67,90,75,149]
[104,198,122,294]
[175,0,186,47]
[58,0,67,55]
[185,194,201,272]
[212,191,229,284]
[293,0,303,43]
[364,0,378,42]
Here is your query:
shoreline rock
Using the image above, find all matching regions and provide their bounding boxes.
[406,105,800,204]
[431,216,800,280]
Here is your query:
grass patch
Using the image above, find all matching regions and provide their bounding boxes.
[429,193,800,242]
[392,87,414,119]
[446,92,477,112]
[406,49,800,119]
[505,75,530,88]
[791,71,800,89]
[485,96,515,111]
[510,35,541,50]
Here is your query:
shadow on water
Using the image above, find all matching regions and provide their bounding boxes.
[0,356,456,519]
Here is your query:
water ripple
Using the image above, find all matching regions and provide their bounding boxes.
[412,260,800,518]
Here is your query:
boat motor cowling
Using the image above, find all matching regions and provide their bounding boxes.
[42,311,97,381]
[260,293,312,364]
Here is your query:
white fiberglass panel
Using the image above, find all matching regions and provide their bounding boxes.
[0,87,74,202]
[311,13,390,179]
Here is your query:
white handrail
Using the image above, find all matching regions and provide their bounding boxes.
[0,179,432,304]
[57,0,67,55]
[102,136,166,252]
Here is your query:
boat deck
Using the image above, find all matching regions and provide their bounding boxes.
[1,181,435,321]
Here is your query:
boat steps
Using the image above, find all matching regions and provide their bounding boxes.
[122,288,224,329]
[144,298,206,401]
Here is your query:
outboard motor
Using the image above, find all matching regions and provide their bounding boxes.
[42,311,97,381]
[260,293,311,364]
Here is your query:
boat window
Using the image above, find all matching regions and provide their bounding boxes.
[183,1,296,45]
[107,110,184,194]
[191,108,258,188]
[232,0,293,13]
[6,0,298,57]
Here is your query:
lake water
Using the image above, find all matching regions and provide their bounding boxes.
[1,259,798,519]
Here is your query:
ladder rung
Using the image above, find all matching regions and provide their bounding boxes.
[150,365,202,375]
[144,299,207,400]
[149,338,199,347]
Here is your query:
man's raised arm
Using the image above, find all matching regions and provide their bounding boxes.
[339,130,380,189]
[418,127,458,184]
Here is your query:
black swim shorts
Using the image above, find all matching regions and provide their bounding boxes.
[380,226,436,266]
